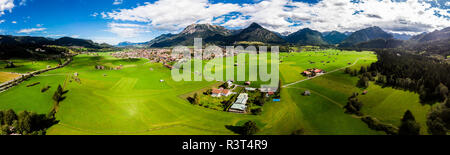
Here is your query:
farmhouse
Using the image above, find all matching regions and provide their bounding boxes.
[211,88,231,97]
[302,68,325,77]
[228,93,249,113]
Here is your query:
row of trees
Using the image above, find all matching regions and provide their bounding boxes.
[344,93,363,116]
[0,109,57,135]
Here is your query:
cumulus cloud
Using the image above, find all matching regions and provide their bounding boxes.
[106,0,241,31]
[19,0,26,6]
[104,0,450,35]
[107,22,150,38]
[113,0,123,5]
[0,0,14,16]
[17,27,46,33]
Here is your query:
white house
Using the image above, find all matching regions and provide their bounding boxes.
[234,93,248,105]
[228,93,249,113]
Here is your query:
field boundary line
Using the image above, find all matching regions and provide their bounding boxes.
[285,87,344,108]
[282,58,361,88]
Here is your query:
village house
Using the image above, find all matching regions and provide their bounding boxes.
[226,80,234,88]
[245,87,256,91]
[266,91,275,97]
[211,88,231,97]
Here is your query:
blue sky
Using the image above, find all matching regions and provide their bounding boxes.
[0,0,449,45]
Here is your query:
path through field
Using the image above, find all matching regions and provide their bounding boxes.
[282,58,361,88]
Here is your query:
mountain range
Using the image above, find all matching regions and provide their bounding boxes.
[145,23,411,48]
[348,27,450,56]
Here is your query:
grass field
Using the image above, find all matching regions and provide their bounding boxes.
[0,59,60,73]
[0,49,433,135]
[359,83,433,135]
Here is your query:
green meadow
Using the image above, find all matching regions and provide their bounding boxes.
[0,59,60,73]
[0,50,432,135]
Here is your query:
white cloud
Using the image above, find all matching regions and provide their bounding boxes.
[113,0,123,5]
[11,20,16,23]
[107,22,150,38]
[17,27,46,33]
[106,0,240,31]
[0,0,14,16]
[19,0,27,6]
[36,24,43,27]
[446,2,450,6]
[104,0,450,35]
[0,19,4,24]
[91,12,99,17]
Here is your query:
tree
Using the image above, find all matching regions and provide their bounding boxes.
[0,111,4,125]
[376,75,387,84]
[57,58,62,65]
[399,110,420,135]
[204,89,212,95]
[52,85,63,102]
[359,66,367,74]
[427,100,449,135]
[344,68,351,74]
[435,83,448,102]
[357,76,369,88]
[241,121,259,135]
[446,98,450,108]
[4,109,17,125]
[193,93,200,105]
[18,111,32,133]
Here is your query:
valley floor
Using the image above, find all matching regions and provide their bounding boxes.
[0,50,432,135]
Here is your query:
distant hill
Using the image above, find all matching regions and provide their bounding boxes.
[0,35,110,59]
[339,26,393,47]
[116,41,149,47]
[323,31,348,45]
[408,27,450,56]
[146,33,176,47]
[342,27,450,57]
[285,28,327,45]
[54,37,106,49]
[409,27,450,43]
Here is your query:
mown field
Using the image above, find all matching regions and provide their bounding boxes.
[0,50,433,135]
[0,59,60,73]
